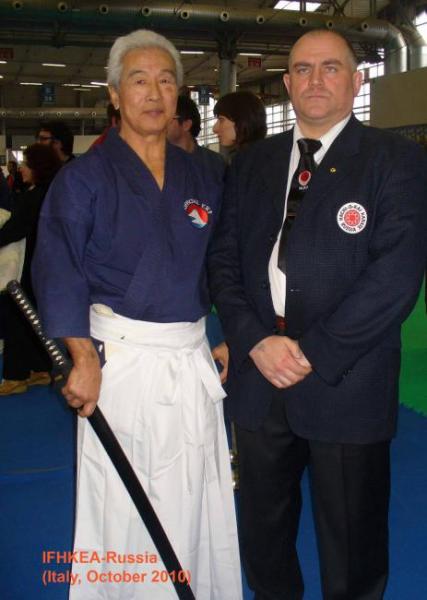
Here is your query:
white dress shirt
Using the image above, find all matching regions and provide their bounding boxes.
[268,114,352,317]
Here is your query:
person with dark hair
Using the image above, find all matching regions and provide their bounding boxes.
[167,94,225,184]
[36,120,75,163]
[0,144,62,394]
[91,102,121,147]
[213,90,267,152]
[170,94,202,141]
[209,29,427,600]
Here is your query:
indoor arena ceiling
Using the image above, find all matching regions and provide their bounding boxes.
[0,1,424,108]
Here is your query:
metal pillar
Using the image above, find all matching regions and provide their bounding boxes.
[0,86,5,137]
[219,58,237,96]
[369,0,377,17]
[217,34,238,96]
[79,91,85,135]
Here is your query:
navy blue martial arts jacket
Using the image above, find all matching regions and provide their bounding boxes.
[33,129,222,338]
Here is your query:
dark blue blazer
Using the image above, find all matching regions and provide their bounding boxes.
[208,115,427,444]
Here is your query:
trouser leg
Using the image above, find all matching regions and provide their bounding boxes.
[308,439,390,600]
[235,396,308,600]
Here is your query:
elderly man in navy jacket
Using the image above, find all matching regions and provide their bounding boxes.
[208,30,427,600]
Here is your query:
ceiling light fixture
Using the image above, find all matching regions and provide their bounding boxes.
[42,63,66,67]
[90,81,108,86]
[20,82,43,86]
[274,1,321,12]
[180,50,204,55]
[239,53,262,57]
[266,68,286,72]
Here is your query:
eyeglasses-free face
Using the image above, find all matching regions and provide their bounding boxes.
[18,161,33,185]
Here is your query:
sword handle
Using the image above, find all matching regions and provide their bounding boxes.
[6,280,72,384]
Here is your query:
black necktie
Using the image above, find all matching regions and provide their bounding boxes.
[277,137,322,274]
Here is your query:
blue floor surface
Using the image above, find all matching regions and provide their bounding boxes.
[1,382,426,599]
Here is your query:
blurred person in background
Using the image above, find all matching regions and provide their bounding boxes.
[91,102,121,147]
[213,90,267,160]
[0,144,61,395]
[36,121,75,163]
[167,94,225,184]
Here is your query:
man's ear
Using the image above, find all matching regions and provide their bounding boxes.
[108,86,119,111]
[52,139,62,153]
[182,119,193,134]
[352,69,363,97]
[283,72,291,96]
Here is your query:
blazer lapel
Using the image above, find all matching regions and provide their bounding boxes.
[258,131,293,217]
[304,115,363,203]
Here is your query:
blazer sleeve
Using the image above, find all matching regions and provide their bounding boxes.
[208,157,273,370]
[300,139,427,385]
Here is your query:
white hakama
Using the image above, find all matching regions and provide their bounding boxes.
[69,307,242,600]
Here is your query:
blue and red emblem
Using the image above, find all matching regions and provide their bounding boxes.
[184,199,212,229]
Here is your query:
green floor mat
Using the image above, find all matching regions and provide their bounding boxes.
[400,280,427,415]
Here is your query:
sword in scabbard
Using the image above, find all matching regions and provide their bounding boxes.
[7,280,196,600]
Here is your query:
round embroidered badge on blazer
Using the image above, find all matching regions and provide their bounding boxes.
[337,203,367,234]
[184,199,212,229]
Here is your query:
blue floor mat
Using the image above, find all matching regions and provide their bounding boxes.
[1,379,426,599]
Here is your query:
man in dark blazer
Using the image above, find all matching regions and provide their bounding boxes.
[208,30,427,600]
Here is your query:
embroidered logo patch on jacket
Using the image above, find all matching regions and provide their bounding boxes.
[184,199,212,229]
[337,203,367,234]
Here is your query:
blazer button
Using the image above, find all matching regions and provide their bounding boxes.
[261,281,269,289]
[269,234,276,242]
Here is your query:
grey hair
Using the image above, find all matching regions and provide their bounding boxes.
[107,29,184,89]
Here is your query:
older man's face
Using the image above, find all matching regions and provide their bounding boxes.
[283,32,362,134]
[110,47,178,141]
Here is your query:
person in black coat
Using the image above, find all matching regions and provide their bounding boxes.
[208,30,427,600]
[0,144,61,394]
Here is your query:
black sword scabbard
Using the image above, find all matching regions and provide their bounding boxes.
[6,280,195,600]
